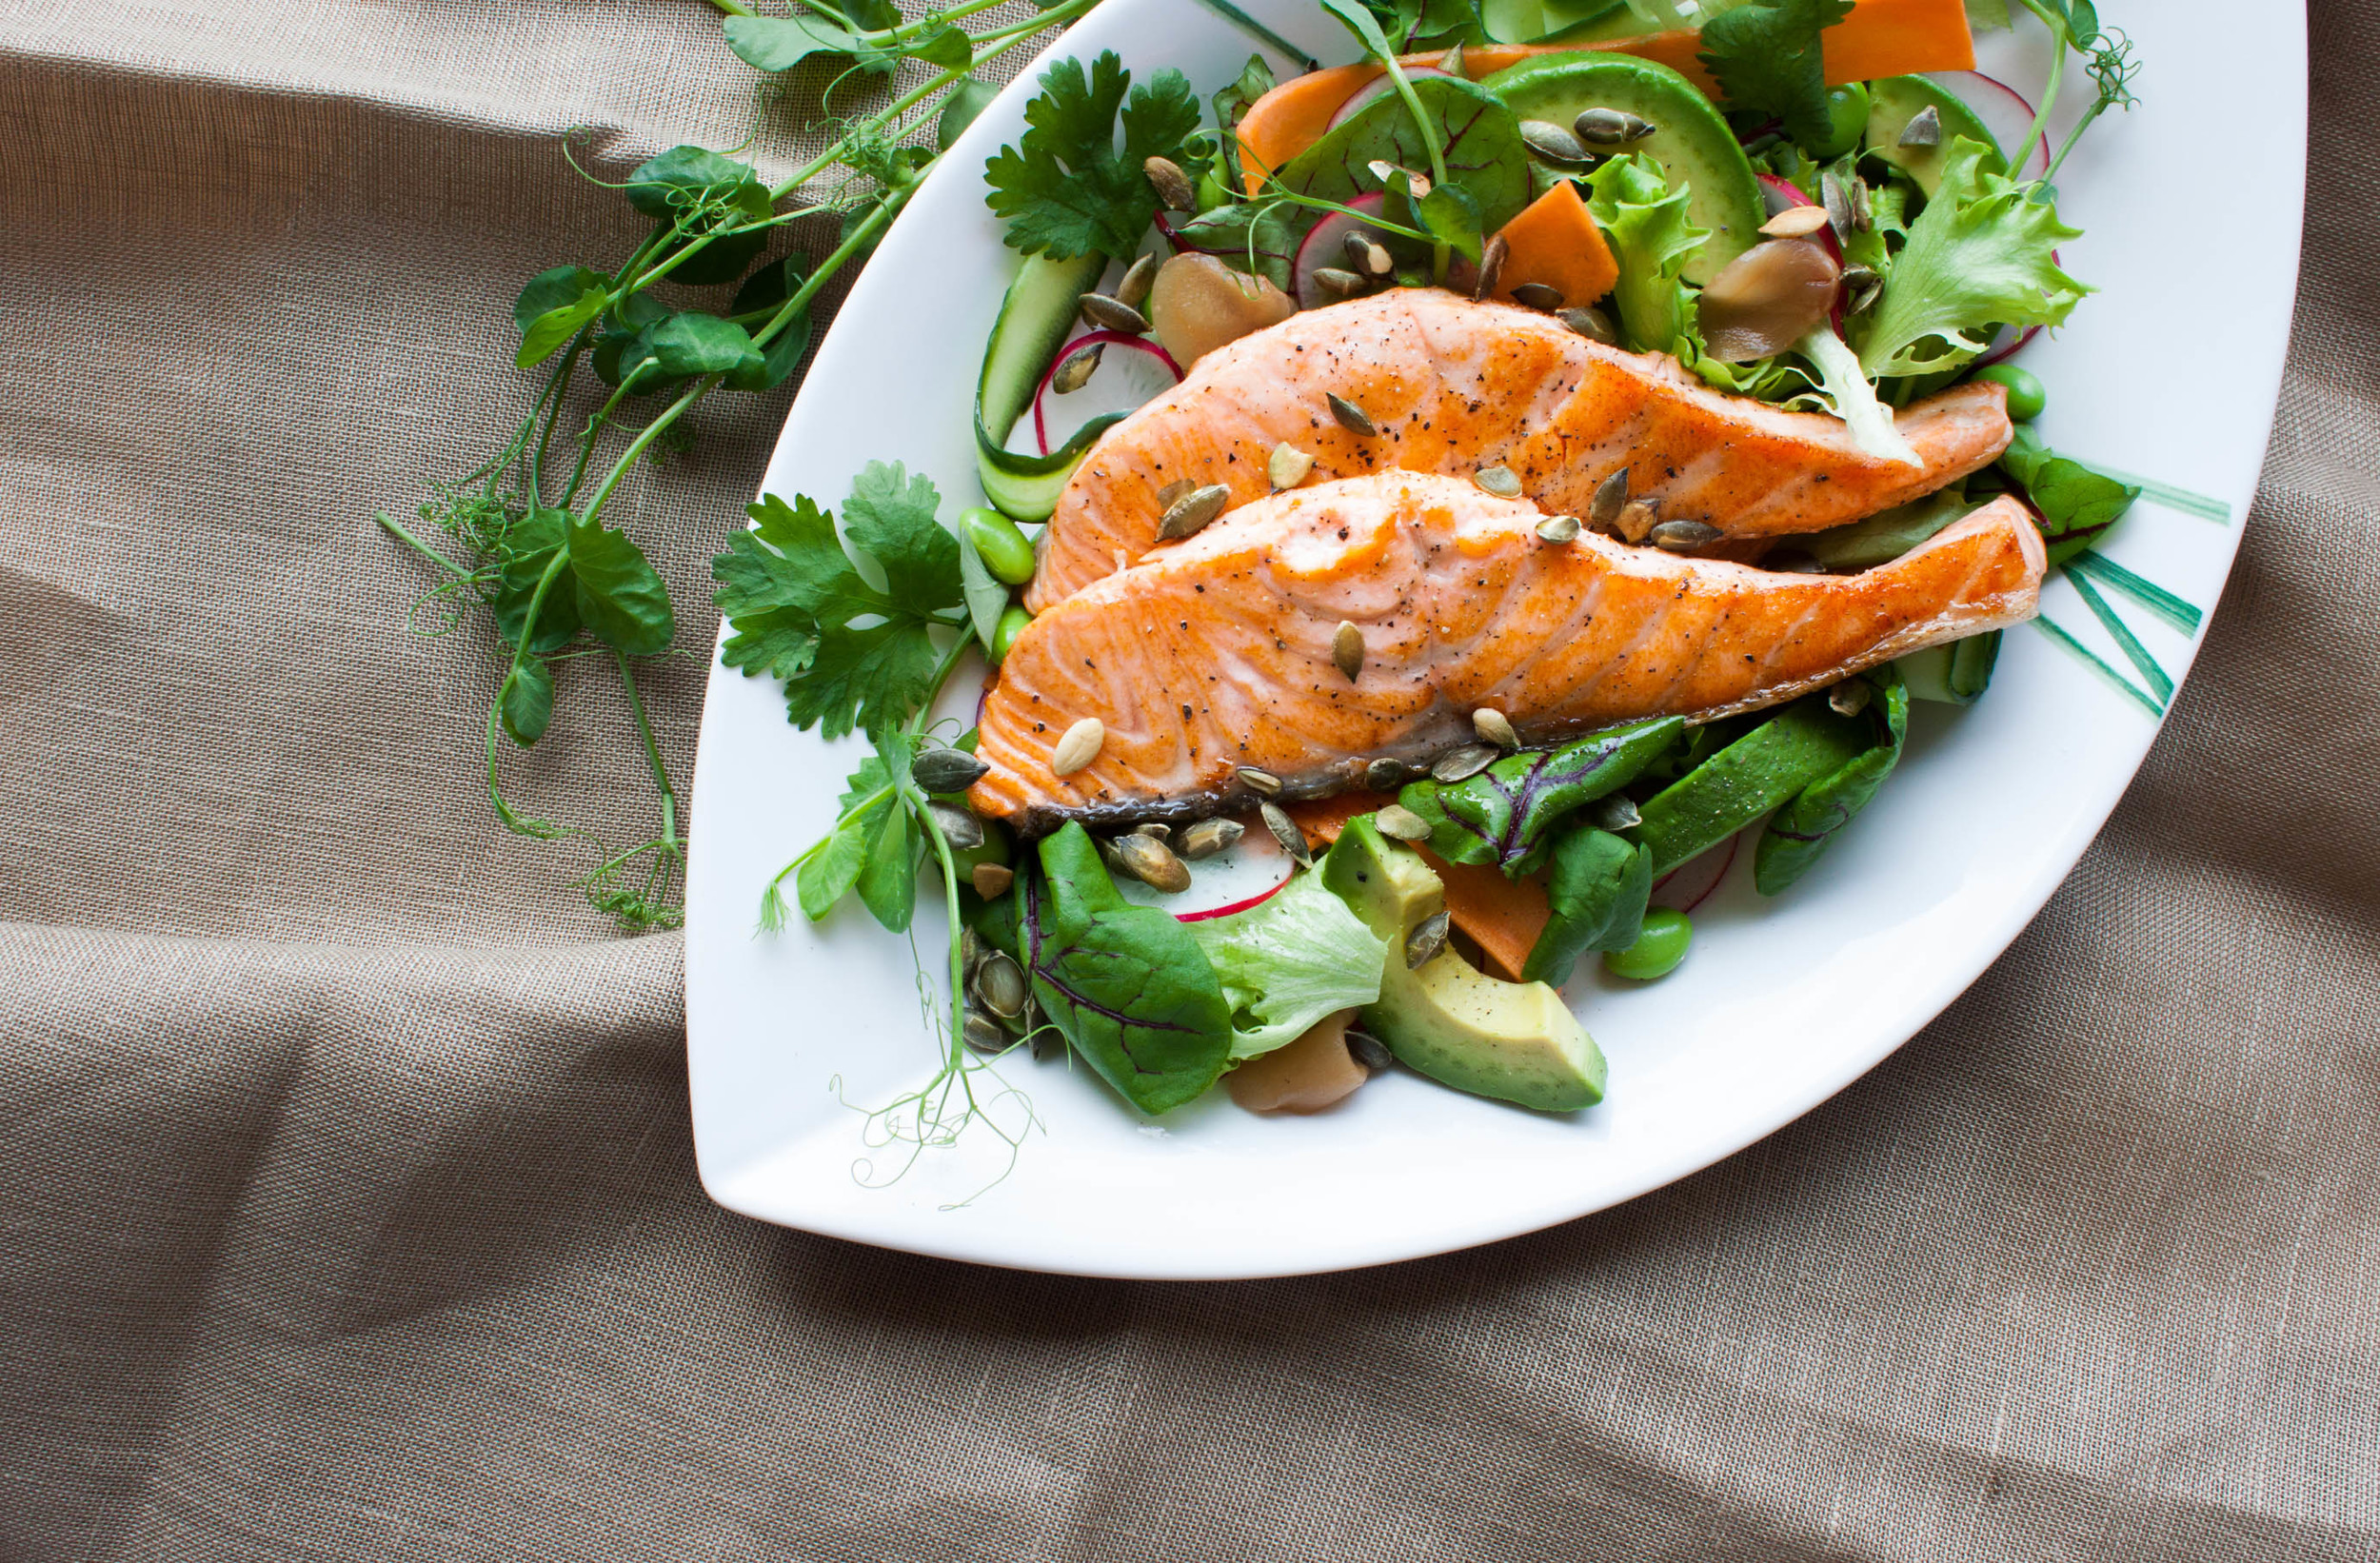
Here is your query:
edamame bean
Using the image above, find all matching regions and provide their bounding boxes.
[1603,908,1692,980]
[991,603,1033,663]
[962,506,1038,585]
[1973,364,2047,423]
[1806,83,1871,160]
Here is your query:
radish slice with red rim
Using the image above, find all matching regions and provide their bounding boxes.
[1650,832,1738,915]
[1019,329,1182,458]
[1291,192,1390,309]
[1925,70,2052,180]
[1111,817,1295,921]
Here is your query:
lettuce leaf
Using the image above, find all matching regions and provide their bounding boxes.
[1796,326,1919,465]
[1581,154,1708,358]
[1854,139,2089,379]
[1187,869,1389,1059]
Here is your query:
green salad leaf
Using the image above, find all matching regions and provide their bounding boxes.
[1270,75,1530,237]
[1697,0,1855,149]
[1522,827,1653,984]
[1754,668,1909,894]
[1855,139,2089,378]
[1637,700,1871,875]
[1996,426,2141,564]
[1398,717,1683,876]
[984,51,1205,261]
[1186,869,1389,1058]
[1581,153,1706,358]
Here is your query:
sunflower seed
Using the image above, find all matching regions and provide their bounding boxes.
[1344,231,1394,277]
[1114,252,1159,309]
[1114,831,1192,893]
[970,861,1015,899]
[962,1009,1010,1056]
[1267,442,1315,491]
[1472,233,1508,301]
[1536,513,1582,544]
[1761,205,1833,239]
[1590,466,1631,527]
[1574,107,1652,146]
[1364,757,1410,791]
[1051,717,1104,776]
[1404,911,1452,968]
[1510,282,1565,311]
[1829,681,1873,717]
[1236,765,1283,798]
[1259,800,1311,865]
[1313,266,1368,298]
[974,950,1029,1018]
[1178,818,1243,861]
[1650,518,1723,552]
[1132,821,1171,841]
[1616,499,1659,544]
[1156,477,1195,509]
[1590,793,1640,831]
[1332,620,1365,682]
[1821,171,1853,239]
[1327,393,1378,438]
[1345,1028,1396,1071]
[1142,154,1198,210]
[1558,305,1619,346]
[1375,803,1433,841]
[1079,292,1150,334]
[1158,483,1230,540]
[1473,707,1518,748]
[1899,105,1943,148]
[926,800,984,851]
[1518,119,1590,166]
[1474,464,1522,499]
[911,746,989,792]
[1052,342,1102,394]
[1431,743,1497,782]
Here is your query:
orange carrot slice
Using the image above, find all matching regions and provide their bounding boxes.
[1283,796,1554,984]
[1487,180,1617,308]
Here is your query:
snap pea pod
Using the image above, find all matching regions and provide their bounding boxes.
[1521,827,1654,985]
[1754,670,1910,896]
[1398,717,1683,877]
[1636,700,1869,876]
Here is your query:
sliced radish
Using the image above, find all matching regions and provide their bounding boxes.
[1324,66,1452,132]
[1292,193,1390,309]
[1925,70,2052,181]
[1111,817,1295,921]
[1014,328,1182,458]
[1650,832,1738,915]
[1973,323,2042,369]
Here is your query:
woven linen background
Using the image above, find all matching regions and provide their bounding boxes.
[1,0,2373,1557]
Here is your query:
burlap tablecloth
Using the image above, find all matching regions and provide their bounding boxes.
[3,1,2371,1556]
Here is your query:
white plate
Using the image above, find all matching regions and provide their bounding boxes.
[685,0,2306,1278]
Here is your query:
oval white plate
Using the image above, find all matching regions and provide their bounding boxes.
[685,0,2306,1279]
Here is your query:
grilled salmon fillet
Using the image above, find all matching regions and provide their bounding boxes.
[972,476,2043,833]
[1026,288,2013,611]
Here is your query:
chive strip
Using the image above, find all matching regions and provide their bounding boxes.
[2065,566,2176,705]
[1187,0,1319,69]
[2065,550,2204,636]
[2082,466,2233,525]
[2031,616,2165,718]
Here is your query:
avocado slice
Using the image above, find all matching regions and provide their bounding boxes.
[1321,818,1608,1113]
[1483,54,1765,286]
[1864,75,2007,197]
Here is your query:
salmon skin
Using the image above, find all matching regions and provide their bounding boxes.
[972,475,2044,834]
[1026,288,2013,611]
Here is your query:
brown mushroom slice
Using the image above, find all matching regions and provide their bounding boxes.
[1696,239,1842,365]
[1147,253,1297,367]
[1224,1010,1370,1115]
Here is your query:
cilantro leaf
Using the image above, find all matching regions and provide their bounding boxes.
[1855,139,2089,379]
[842,462,962,609]
[983,52,1205,260]
[1698,0,1854,149]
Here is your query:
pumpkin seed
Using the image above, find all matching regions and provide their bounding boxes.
[1259,800,1311,865]
[1760,206,1832,239]
[1327,392,1378,438]
[1899,105,1942,148]
[1343,231,1394,277]
[1236,765,1283,798]
[1156,477,1195,509]
[1178,818,1243,861]
[1114,251,1159,309]
[1132,821,1172,841]
[1848,174,1872,232]
[1079,292,1150,334]
[961,925,987,979]
[1536,513,1582,544]
[1158,483,1230,540]
[1574,107,1653,145]
[1051,717,1104,776]
[1051,341,1102,394]
[911,746,989,792]
[1366,159,1428,198]
[1518,119,1590,165]
[1404,910,1452,969]
[962,1009,1010,1056]
[1438,42,1466,77]
[1375,803,1433,841]
[1143,154,1198,211]
[1591,793,1640,831]
[1345,1028,1396,1071]
[974,950,1029,1018]
[1843,267,1883,315]
[926,800,984,851]
[1472,233,1508,301]
[1558,305,1619,346]
[1590,466,1631,527]
[1267,442,1315,491]
[1313,266,1368,298]
[1474,464,1522,499]
[1364,757,1410,791]
[1829,681,1872,717]
[1095,834,1128,872]
[1332,620,1365,682]
[970,861,1015,899]
[1616,499,1659,544]
[1510,282,1565,311]
[1821,171,1853,240]
[1473,707,1518,748]
[1432,743,1497,782]
[1650,518,1723,552]
[1114,831,1191,893]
